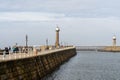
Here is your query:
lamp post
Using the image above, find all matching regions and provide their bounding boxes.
[46,38,48,49]
[46,38,48,46]
[55,27,60,48]
[26,35,28,53]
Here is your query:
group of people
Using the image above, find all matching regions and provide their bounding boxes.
[3,46,37,55]
[4,46,19,54]
[12,46,19,53]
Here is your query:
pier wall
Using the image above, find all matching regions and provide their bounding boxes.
[0,47,76,80]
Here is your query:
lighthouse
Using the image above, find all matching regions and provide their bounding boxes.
[55,27,60,48]
[113,35,116,47]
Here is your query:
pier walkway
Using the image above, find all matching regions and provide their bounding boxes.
[0,47,75,62]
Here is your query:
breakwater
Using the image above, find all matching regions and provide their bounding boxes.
[0,47,76,80]
[98,46,120,52]
[76,46,105,51]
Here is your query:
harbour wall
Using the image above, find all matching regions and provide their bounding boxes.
[0,47,76,80]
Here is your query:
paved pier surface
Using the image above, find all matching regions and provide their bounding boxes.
[0,47,75,62]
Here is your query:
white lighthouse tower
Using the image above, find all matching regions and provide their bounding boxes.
[112,35,116,47]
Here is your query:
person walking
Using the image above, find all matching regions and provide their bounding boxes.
[5,47,9,54]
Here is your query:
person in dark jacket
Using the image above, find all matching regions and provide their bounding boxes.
[5,47,9,54]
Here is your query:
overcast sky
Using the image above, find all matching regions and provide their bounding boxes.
[0,0,120,48]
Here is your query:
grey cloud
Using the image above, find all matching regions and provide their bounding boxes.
[0,0,120,18]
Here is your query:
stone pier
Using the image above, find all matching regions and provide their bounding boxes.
[98,46,120,52]
[0,47,76,80]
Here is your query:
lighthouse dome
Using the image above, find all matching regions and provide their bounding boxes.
[113,35,116,40]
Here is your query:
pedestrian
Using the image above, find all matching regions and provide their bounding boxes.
[5,47,9,54]
[12,46,16,53]
[9,46,11,54]
[3,50,6,58]
[22,47,25,53]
